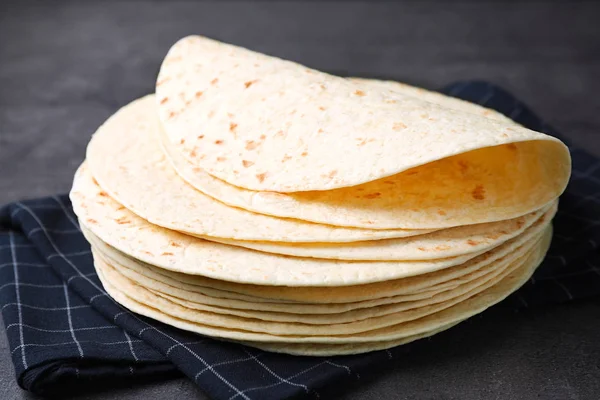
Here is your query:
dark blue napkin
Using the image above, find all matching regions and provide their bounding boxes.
[1,82,599,399]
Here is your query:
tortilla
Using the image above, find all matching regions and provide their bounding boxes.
[85,93,552,258]
[71,162,555,285]
[86,226,542,312]
[94,226,549,342]
[92,238,536,325]
[202,204,548,260]
[155,35,569,230]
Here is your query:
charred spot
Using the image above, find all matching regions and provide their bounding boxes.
[364,192,381,199]
[354,90,366,96]
[160,97,169,104]
[195,91,203,98]
[466,239,478,246]
[244,80,258,88]
[242,160,254,168]
[472,185,485,200]
[246,140,259,150]
[161,252,174,256]
[229,122,238,132]
[256,172,268,183]
[215,140,224,145]
[393,122,407,130]
[211,78,219,85]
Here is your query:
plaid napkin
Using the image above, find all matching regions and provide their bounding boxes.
[1,82,599,399]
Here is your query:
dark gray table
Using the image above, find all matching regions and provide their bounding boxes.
[1,1,599,399]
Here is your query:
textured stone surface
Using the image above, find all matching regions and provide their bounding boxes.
[1,1,599,399]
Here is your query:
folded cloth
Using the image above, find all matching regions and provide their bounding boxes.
[1,82,599,399]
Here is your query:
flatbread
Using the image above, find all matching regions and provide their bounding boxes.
[92,239,535,324]
[95,226,549,343]
[203,205,548,260]
[241,321,463,356]
[156,35,569,230]
[85,94,550,258]
[71,162,555,285]
[86,226,542,312]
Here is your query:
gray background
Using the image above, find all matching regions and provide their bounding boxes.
[1,1,599,399]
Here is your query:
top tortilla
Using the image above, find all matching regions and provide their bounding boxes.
[156,35,570,208]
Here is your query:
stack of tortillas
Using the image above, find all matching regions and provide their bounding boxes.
[69,36,571,356]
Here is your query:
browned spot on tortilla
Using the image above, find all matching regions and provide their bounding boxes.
[169,241,182,247]
[435,245,451,251]
[406,170,419,176]
[483,110,492,116]
[438,210,447,216]
[319,84,326,90]
[211,78,219,85]
[500,230,508,235]
[190,148,197,157]
[98,192,108,197]
[506,143,518,151]
[242,160,254,168]
[472,185,485,200]
[156,77,171,86]
[229,122,238,132]
[328,170,337,178]
[485,233,501,240]
[246,140,259,150]
[115,217,131,225]
[418,247,426,251]
[458,160,469,173]
[192,167,201,173]
[244,80,258,88]
[319,106,326,111]
[354,90,366,96]
[356,188,365,191]
[87,218,97,224]
[301,152,308,157]
[215,140,224,145]
[383,180,395,185]
[502,133,509,138]
[364,192,381,199]
[290,109,297,115]
[96,201,105,205]
[318,129,324,134]
[195,91,203,98]
[282,155,292,162]
[260,134,266,140]
[208,111,215,118]
[256,173,268,183]
[161,252,174,256]
[385,99,397,104]
[467,239,479,246]
[516,219,525,229]
[160,97,169,104]
[358,138,376,146]
[275,130,284,137]
[168,111,176,119]
[217,157,226,162]
[116,206,125,211]
[179,138,185,145]
[198,135,204,139]
[142,251,154,256]
[506,127,515,132]
[393,122,407,131]
[91,177,99,185]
